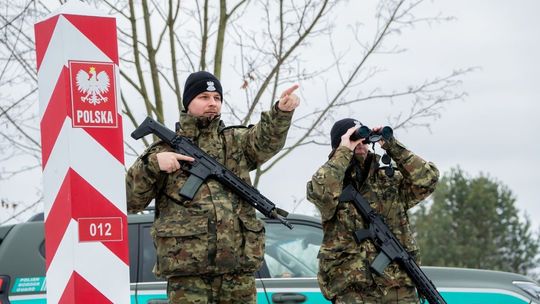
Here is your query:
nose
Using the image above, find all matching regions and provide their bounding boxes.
[209,97,220,106]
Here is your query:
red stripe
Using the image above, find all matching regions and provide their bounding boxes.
[59,272,113,304]
[40,66,71,168]
[34,15,60,71]
[70,170,129,264]
[45,170,72,271]
[62,14,119,64]
[57,272,75,304]
[41,66,124,166]
[45,169,130,270]
[84,114,125,164]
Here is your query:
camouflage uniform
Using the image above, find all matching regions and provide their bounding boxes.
[306,137,439,304]
[126,106,293,304]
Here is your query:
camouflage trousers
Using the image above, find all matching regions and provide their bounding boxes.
[333,286,419,304]
[167,273,256,304]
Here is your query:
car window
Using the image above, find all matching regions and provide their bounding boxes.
[264,222,322,278]
[134,219,323,281]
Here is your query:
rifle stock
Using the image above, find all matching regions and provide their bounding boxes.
[131,117,176,141]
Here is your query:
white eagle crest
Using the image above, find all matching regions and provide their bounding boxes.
[206,81,216,91]
[76,67,110,105]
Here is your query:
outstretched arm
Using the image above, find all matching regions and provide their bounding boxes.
[242,85,300,168]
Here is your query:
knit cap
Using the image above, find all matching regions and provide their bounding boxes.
[330,118,362,149]
[182,71,223,110]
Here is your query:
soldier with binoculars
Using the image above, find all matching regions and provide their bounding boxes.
[306,118,439,304]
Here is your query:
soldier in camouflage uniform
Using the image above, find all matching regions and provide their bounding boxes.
[306,118,439,304]
[126,71,300,304]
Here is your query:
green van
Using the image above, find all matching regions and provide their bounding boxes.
[1,212,539,303]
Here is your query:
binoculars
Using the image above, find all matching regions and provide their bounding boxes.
[350,125,393,144]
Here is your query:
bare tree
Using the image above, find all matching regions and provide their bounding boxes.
[0,0,471,223]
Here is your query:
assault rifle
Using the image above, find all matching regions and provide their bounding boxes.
[339,185,446,304]
[132,117,293,229]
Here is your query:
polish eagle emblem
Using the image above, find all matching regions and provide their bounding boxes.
[76,66,110,105]
[206,81,216,91]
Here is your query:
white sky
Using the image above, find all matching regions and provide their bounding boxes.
[257,0,540,227]
[1,0,539,231]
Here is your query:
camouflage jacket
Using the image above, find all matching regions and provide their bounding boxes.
[306,138,439,300]
[126,107,293,278]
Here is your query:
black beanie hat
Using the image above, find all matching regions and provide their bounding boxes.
[182,71,223,110]
[330,118,362,149]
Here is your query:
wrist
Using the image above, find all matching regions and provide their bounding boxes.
[273,101,294,118]
[340,143,354,151]
[329,146,354,166]
[275,100,292,113]
[145,153,161,175]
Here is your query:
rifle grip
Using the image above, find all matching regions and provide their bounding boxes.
[353,229,372,243]
[370,252,391,276]
[179,175,204,200]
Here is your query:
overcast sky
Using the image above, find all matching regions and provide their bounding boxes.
[257,0,540,228]
[1,0,539,231]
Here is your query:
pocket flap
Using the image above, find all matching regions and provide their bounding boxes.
[155,215,208,237]
[239,216,264,233]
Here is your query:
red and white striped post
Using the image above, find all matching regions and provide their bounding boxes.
[34,1,130,303]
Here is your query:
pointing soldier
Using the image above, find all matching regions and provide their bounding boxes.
[306,118,439,304]
[126,71,299,303]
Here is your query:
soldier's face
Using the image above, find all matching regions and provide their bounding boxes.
[354,142,369,158]
[187,92,222,118]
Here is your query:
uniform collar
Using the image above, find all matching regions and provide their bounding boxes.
[354,152,380,172]
[178,112,224,139]
[350,152,381,188]
[365,152,381,177]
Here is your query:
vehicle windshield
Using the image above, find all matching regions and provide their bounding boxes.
[264,222,322,278]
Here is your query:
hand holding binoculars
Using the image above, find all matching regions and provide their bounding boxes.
[348,124,395,177]
[350,125,393,144]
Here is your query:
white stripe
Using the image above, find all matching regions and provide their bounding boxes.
[8,284,138,299]
[38,15,112,120]
[255,287,536,303]
[37,17,65,121]
[42,118,126,220]
[69,126,126,212]
[42,118,72,219]
[46,219,130,303]
[136,289,167,295]
[135,282,167,286]
[8,294,46,301]
[437,287,532,302]
[76,241,130,304]
[256,287,321,293]
[46,219,77,304]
